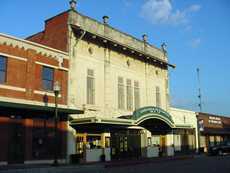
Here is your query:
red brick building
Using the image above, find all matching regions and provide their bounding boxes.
[0,33,82,165]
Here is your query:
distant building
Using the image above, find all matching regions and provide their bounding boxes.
[0,33,82,165]
[197,112,230,152]
[26,1,198,162]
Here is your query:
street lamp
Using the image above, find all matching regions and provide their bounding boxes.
[53,81,61,166]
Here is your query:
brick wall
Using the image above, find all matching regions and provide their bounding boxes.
[0,43,69,105]
[27,11,69,52]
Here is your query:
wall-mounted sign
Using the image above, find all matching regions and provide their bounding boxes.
[199,119,204,131]
[208,116,222,125]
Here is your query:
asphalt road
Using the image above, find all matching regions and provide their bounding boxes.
[1,155,230,173]
[105,155,230,173]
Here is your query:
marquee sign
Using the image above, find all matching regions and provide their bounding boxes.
[133,106,174,124]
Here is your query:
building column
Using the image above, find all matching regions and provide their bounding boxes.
[166,132,174,156]
[24,119,33,161]
[0,117,10,164]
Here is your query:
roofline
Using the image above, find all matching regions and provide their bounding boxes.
[45,10,70,23]
[170,107,196,114]
[197,112,230,119]
[0,33,69,56]
[71,25,176,68]
[74,11,163,52]
[25,31,44,40]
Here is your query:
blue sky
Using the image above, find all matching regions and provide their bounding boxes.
[1,0,230,116]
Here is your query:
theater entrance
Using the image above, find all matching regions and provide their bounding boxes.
[110,129,141,160]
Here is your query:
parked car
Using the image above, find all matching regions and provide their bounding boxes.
[208,141,230,156]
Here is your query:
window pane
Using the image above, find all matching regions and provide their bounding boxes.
[156,86,161,107]
[0,71,5,83]
[43,80,53,91]
[126,79,133,110]
[134,81,140,109]
[87,69,95,105]
[118,77,124,109]
[42,67,54,81]
[0,56,6,71]
[42,66,54,90]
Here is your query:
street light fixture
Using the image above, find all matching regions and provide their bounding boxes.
[53,81,61,166]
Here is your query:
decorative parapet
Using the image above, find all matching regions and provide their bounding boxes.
[0,33,69,63]
[68,11,167,62]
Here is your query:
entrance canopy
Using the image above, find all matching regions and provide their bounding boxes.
[133,106,175,128]
[70,106,195,131]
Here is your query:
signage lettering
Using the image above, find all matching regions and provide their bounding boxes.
[133,106,173,123]
[208,116,222,125]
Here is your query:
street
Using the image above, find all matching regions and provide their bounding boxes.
[1,155,230,173]
[105,155,230,173]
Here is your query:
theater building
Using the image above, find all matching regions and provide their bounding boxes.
[0,33,82,165]
[26,1,198,162]
[197,112,230,152]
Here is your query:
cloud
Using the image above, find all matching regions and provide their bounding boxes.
[187,4,201,12]
[140,0,201,26]
[190,38,201,48]
[123,0,132,7]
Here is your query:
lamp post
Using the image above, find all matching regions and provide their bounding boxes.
[53,81,61,166]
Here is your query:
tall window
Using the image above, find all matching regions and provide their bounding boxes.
[42,66,54,91]
[87,69,95,105]
[156,86,161,107]
[126,79,133,110]
[118,77,125,109]
[134,81,140,109]
[0,56,7,83]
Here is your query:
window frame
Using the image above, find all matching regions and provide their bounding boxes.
[42,66,54,91]
[0,55,7,84]
[156,86,161,108]
[118,77,125,110]
[87,69,95,105]
[126,79,133,111]
[134,80,140,110]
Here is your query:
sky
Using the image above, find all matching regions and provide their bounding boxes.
[1,0,230,116]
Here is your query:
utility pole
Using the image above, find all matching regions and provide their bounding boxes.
[196,68,202,153]
[197,68,202,112]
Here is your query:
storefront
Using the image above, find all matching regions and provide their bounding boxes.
[70,106,197,162]
[0,101,82,165]
[197,112,230,152]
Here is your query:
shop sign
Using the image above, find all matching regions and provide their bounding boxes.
[133,106,173,123]
[208,116,222,125]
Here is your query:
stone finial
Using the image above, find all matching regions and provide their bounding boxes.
[142,34,148,43]
[161,42,167,52]
[69,0,77,10]
[103,16,109,24]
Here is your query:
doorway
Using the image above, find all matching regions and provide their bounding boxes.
[111,130,141,160]
[160,135,167,156]
[8,121,25,164]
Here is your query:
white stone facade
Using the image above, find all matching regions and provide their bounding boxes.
[68,34,169,119]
